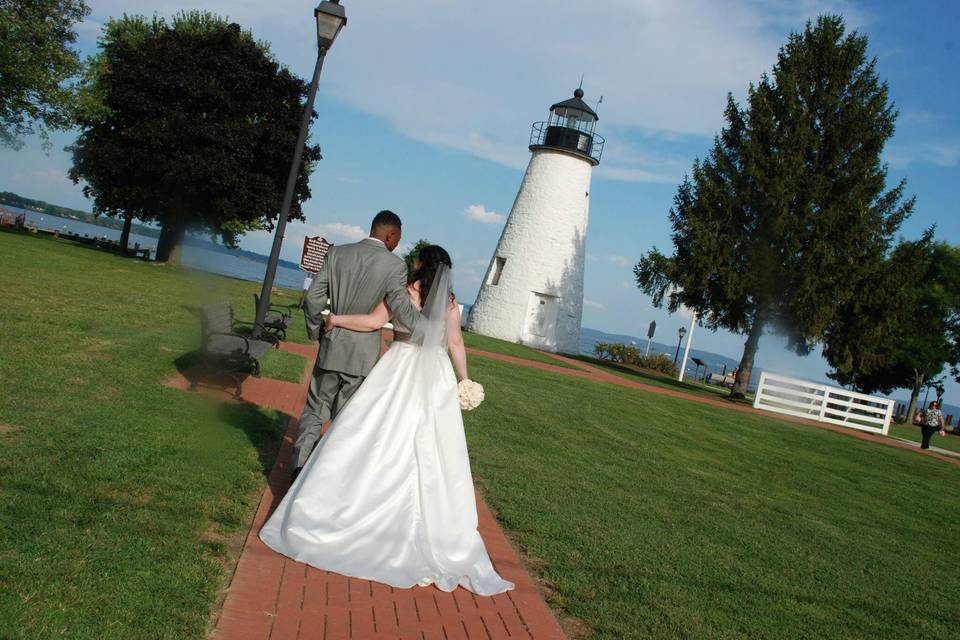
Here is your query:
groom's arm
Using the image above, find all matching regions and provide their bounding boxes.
[303,254,332,341]
[384,259,421,331]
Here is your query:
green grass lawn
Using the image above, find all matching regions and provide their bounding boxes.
[570,353,754,404]
[462,330,582,370]
[0,232,305,639]
[259,348,308,383]
[4,231,959,639]
[463,357,960,639]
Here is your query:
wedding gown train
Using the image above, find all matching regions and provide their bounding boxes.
[259,303,513,595]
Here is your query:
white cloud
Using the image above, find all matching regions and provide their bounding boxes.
[74,17,104,40]
[584,299,607,311]
[607,254,632,267]
[887,140,960,168]
[304,222,367,241]
[76,1,871,183]
[250,220,367,261]
[464,204,505,224]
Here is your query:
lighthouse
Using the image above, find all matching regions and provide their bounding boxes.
[467,88,603,353]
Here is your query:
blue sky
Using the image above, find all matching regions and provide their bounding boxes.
[3,0,959,399]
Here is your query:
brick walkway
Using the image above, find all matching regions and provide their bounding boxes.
[205,340,566,640]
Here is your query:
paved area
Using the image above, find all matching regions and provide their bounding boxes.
[206,339,566,640]
[889,436,960,459]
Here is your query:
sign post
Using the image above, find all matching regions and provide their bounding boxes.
[300,236,333,274]
[645,320,656,357]
[298,236,333,308]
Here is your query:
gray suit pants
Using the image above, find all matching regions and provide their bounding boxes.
[291,365,364,469]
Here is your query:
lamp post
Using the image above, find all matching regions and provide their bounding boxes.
[254,1,347,338]
[673,326,687,364]
[677,311,698,382]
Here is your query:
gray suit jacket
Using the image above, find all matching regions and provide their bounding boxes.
[304,237,421,377]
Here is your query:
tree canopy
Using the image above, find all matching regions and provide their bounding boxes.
[68,12,321,261]
[824,237,960,420]
[0,0,90,148]
[634,15,913,397]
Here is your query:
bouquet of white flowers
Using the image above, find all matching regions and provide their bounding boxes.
[458,379,485,411]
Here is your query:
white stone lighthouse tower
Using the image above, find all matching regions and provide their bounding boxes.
[467,88,603,353]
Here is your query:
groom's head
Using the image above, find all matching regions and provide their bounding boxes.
[370,210,402,252]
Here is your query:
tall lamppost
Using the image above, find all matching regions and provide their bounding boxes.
[673,326,687,364]
[254,1,347,337]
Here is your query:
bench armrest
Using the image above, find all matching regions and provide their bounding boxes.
[269,303,293,319]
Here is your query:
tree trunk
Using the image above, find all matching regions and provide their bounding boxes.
[730,313,765,399]
[155,221,186,264]
[118,213,133,253]
[905,369,924,426]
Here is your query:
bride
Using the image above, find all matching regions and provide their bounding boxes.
[259,245,513,596]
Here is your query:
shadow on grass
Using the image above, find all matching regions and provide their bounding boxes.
[173,350,260,402]
[218,401,288,477]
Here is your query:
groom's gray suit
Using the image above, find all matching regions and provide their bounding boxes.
[292,237,421,470]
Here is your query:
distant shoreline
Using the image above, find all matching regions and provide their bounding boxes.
[1,190,161,239]
[1,192,300,271]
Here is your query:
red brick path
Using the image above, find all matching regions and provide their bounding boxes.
[209,339,567,640]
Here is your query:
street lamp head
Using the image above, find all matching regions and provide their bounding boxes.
[315,0,347,51]
[678,326,687,339]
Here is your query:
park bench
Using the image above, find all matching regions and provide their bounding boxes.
[193,303,276,399]
[253,293,293,342]
[708,373,735,387]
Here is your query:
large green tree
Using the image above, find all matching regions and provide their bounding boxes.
[634,15,913,398]
[0,0,90,148]
[69,12,320,261]
[824,237,960,422]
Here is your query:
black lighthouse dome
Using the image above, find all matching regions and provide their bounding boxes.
[529,88,604,164]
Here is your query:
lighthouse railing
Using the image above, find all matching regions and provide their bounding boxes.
[529,121,604,163]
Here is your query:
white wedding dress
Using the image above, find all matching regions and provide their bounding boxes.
[259,267,513,596]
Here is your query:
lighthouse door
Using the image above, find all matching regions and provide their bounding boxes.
[522,292,559,347]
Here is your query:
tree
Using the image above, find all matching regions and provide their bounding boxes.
[68,12,320,260]
[0,0,90,148]
[634,15,913,398]
[824,237,960,422]
[402,239,432,271]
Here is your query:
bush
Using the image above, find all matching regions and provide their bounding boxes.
[594,342,641,364]
[638,353,677,376]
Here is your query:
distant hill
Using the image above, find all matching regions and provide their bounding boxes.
[580,326,755,386]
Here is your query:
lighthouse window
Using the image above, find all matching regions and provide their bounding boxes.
[488,257,506,286]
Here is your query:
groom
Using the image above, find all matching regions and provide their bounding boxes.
[291,210,422,480]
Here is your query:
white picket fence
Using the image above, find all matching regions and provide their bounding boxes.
[753,372,895,436]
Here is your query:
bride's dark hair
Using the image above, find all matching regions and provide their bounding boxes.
[410,245,453,302]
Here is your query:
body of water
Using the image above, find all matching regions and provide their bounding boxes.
[9,207,307,291]
[13,205,159,252]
